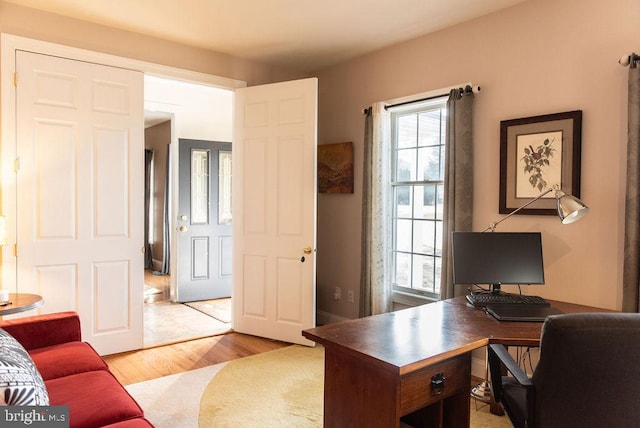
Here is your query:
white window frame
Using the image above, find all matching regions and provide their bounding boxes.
[389,97,448,301]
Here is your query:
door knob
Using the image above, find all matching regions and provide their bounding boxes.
[179,215,187,221]
[303,246,312,254]
[179,226,188,232]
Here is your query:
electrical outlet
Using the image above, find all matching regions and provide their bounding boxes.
[347,290,355,303]
[334,287,341,301]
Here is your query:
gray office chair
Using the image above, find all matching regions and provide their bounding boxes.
[488,312,640,428]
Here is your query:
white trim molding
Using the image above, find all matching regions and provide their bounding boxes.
[1,33,247,90]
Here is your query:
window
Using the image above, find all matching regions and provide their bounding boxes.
[390,98,447,299]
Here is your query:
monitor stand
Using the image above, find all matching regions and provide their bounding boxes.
[473,284,503,295]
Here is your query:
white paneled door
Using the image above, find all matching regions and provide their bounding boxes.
[233,78,317,346]
[15,51,144,355]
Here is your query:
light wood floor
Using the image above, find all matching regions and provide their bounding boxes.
[102,270,290,386]
[103,332,290,385]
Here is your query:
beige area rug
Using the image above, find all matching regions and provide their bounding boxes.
[128,345,511,428]
[184,298,232,323]
[199,345,324,427]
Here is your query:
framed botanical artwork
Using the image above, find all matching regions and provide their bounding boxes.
[318,142,354,193]
[499,110,582,215]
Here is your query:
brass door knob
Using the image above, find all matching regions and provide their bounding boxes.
[303,246,312,254]
[179,226,188,232]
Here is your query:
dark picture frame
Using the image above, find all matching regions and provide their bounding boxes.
[499,110,582,215]
[318,142,354,193]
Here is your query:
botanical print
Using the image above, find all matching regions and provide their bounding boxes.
[516,131,562,198]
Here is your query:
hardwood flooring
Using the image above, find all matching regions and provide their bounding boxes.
[103,332,290,385]
[106,270,290,387]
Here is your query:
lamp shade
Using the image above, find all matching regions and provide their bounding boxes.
[555,190,589,224]
[485,186,589,232]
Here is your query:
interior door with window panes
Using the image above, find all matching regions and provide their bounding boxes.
[176,139,232,302]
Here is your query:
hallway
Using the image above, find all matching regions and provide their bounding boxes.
[143,271,231,348]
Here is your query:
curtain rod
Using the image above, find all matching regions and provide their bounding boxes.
[383,84,480,111]
[619,53,639,68]
[361,84,481,115]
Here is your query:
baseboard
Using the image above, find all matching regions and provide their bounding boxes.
[316,310,349,326]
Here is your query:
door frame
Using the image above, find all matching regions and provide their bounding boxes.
[0,33,247,328]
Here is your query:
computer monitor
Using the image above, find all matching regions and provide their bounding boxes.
[451,231,545,293]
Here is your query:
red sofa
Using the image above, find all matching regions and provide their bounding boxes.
[0,312,153,428]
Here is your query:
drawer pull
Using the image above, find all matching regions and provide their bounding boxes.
[431,372,446,395]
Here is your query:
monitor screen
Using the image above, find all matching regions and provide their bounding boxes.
[451,232,545,286]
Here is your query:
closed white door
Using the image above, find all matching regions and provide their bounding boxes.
[232,78,317,346]
[15,51,144,355]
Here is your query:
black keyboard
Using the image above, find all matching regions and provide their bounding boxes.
[466,293,550,307]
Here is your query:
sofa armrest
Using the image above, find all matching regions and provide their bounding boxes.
[0,312,81,350]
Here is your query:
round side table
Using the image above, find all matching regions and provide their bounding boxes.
[0,293,44,316]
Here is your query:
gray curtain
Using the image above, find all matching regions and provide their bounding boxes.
[144,149,153,269]
[623,59,640,312]
[359,103,391,316]
[159,144,171,275]
[440,87,474,300]
[360,107,374,317]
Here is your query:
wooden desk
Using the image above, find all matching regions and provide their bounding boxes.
[0,293,44,316]
[302,296,609,428]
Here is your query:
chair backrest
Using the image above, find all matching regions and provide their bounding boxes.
[532,313,640,428]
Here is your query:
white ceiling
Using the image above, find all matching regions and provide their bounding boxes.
[6,0,527,72]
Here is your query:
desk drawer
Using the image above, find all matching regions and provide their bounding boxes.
[400,354,471,415]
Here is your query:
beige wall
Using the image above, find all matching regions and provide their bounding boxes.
[145,121,171,269]
[0,1,306,86]
[316,0,640,319]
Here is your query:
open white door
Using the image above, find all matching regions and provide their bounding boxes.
[233,78,317,346]
[14,51,144,355]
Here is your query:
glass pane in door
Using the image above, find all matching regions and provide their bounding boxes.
[219,151,232,224]
[191,149,210,224]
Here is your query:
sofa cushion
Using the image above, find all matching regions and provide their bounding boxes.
[0,328,49,405]
[46,370,144,428]
[30,342,108,380]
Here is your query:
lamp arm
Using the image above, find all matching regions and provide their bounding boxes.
[484,187,554,232]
